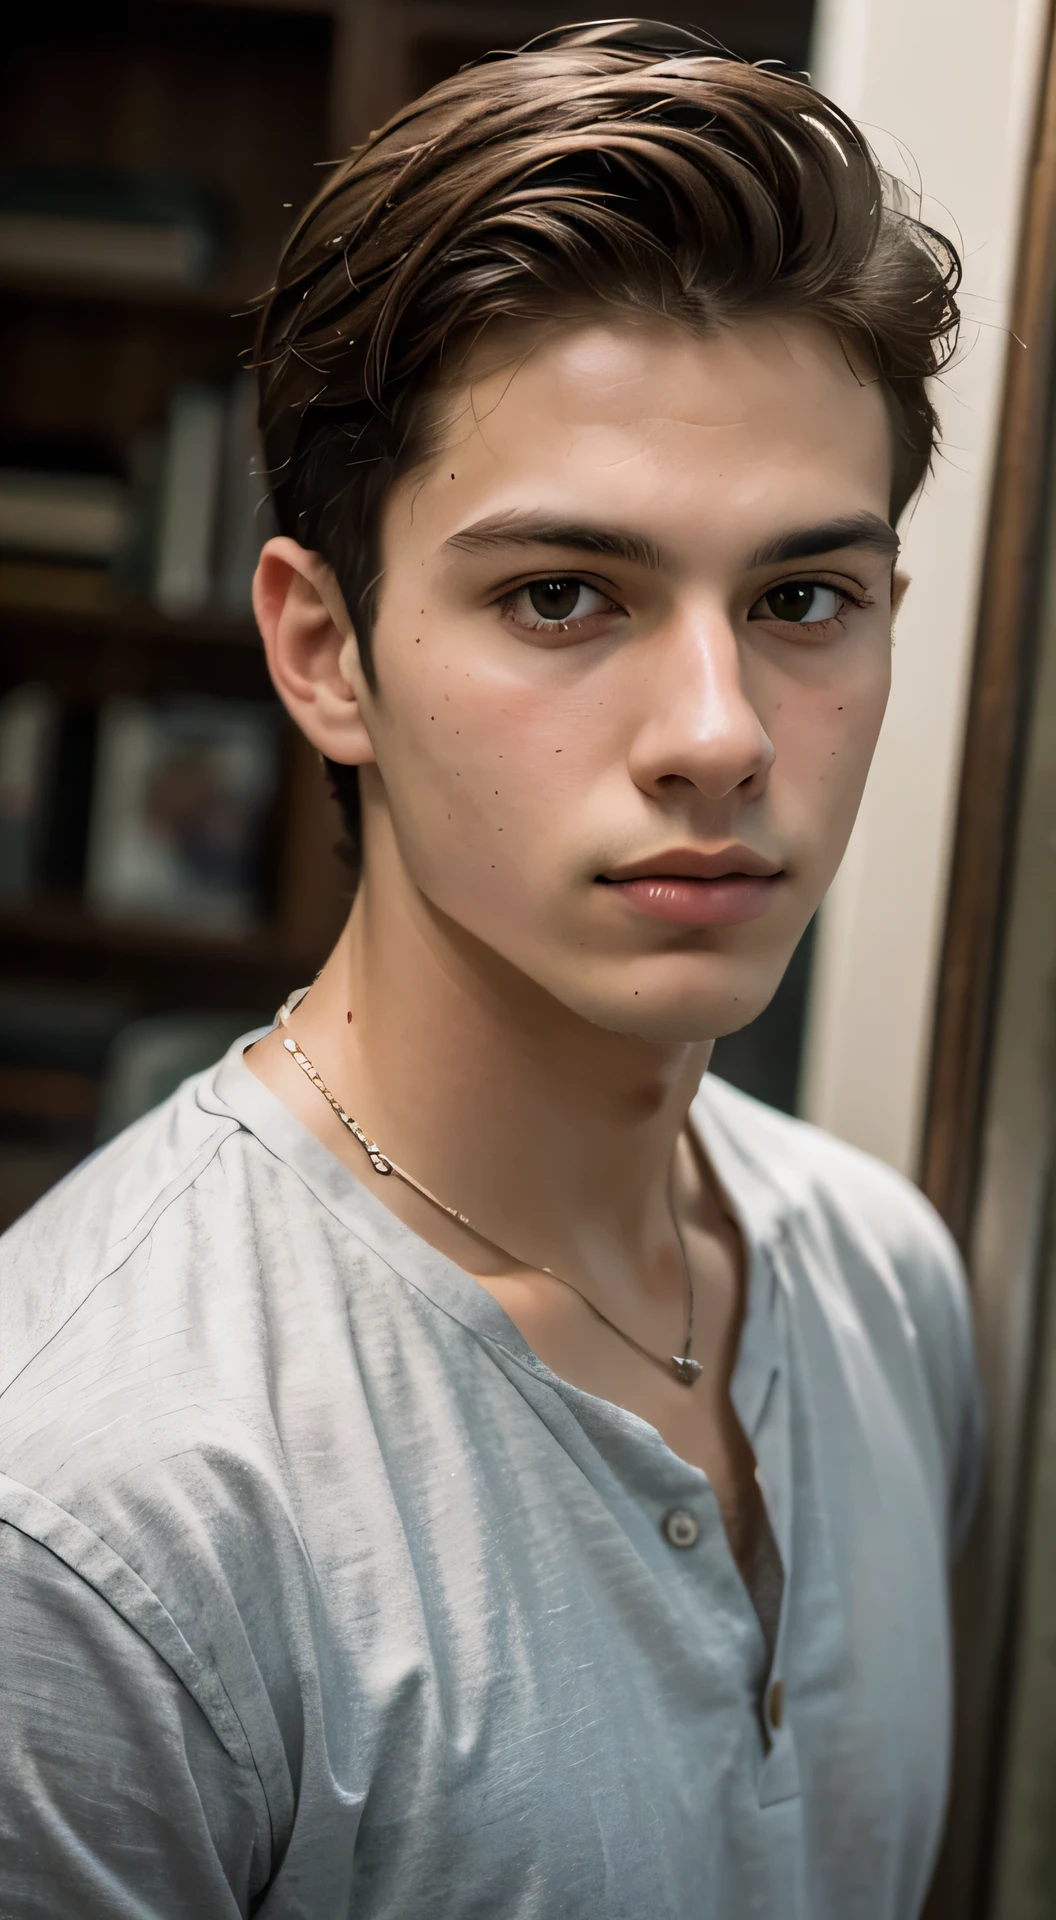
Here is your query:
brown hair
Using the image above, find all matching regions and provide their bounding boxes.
[254,18,960,870]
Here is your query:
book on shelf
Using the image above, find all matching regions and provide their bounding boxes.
[0,683,58,900]
[112,432,165,604]
[0,558,120,614]
[0,167,224,291]
[0,374,276,622]
[153,386,227,617]
[153,377,274,619]
[216,373,276,613]
[0,468,130,562]
[85,694,280,932]
[1,375,274,622]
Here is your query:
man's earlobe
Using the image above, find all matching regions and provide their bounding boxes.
[253,537,377,769]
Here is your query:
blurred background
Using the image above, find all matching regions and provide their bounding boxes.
[0,0,814,1236]
[2,2,1056,1915]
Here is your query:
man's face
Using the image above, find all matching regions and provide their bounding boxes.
[350,315,897,1042]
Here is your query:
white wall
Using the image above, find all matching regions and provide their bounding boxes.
[800,0,1050,1173]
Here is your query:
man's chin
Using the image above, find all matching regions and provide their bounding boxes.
[554,967,786,1047]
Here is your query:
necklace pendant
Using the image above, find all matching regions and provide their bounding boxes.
[671,1355,703,1387]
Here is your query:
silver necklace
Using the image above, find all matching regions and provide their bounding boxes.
[277,999,703,1387]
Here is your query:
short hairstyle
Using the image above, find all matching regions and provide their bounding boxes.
[254,18,960,874]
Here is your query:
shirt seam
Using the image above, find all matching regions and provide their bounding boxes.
[0,1478,283,1855]
[1,1118,242,1403]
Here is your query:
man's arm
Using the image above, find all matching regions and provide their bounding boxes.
[0,1522,271,1917]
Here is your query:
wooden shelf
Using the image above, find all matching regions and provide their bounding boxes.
[0,898,313,1012]
[0,275,263,323]
[2,897,274,956]
[2,599,260,648]
[1,601,271,702]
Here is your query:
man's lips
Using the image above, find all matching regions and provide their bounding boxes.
[596,849,784,927]
[600,874,782,925]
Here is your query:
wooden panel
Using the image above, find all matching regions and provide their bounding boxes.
[921,3,1056,1248]
[399,1,812,65]
[333,1,815,149]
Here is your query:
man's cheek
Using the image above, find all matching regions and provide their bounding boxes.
[385,746,523,880]
[775,675,886,794]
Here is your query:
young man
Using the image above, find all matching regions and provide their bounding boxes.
[0,22,980,1919]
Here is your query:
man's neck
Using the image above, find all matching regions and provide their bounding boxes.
[276,858,714,1288]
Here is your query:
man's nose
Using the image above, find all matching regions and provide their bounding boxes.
[626,608,775,803]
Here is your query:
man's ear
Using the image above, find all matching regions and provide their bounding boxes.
[252,536,376,767]
[891,567,911,625]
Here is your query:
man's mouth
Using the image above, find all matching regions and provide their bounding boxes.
[596,847,784,927]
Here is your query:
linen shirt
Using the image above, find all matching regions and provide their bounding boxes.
[0,1034,981,1919]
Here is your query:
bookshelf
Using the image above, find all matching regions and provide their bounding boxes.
[0,0,814,1226]
[0,0,351,1224]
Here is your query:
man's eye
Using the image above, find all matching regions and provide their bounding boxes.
[505,578,615,629]
[753,581,844,625]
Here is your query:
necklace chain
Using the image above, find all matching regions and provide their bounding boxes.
[277,998,702,1388]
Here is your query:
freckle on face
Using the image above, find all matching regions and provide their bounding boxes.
[364,315,893,1041]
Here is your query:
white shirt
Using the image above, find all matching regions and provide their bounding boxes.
[0,1035,981,1918]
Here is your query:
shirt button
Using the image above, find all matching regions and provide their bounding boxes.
[661,1508,700,1548]
[768,1680,784,1730]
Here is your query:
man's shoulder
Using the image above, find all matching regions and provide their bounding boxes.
[698,1070,962,1286]
[0,1070,319,1835]
[0,1061,331,1648]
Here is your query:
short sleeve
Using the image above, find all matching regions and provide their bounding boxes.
[0,1522,271,1917]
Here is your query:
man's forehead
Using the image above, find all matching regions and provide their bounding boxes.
[456,312,880,424]
[399,314,895,560]
[426,314,894,513]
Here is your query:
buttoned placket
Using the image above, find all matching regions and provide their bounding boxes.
[645,1218,799,1800]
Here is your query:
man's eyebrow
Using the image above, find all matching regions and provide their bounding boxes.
[444,508,899,573]
[444,512,664,571]
[749,512,900,568]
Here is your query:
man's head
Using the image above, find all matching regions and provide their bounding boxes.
[253,19,959,1044]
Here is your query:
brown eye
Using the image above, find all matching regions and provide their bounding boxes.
[504,578,618,633]
[761,582,841,623]
[528,579,583,621]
